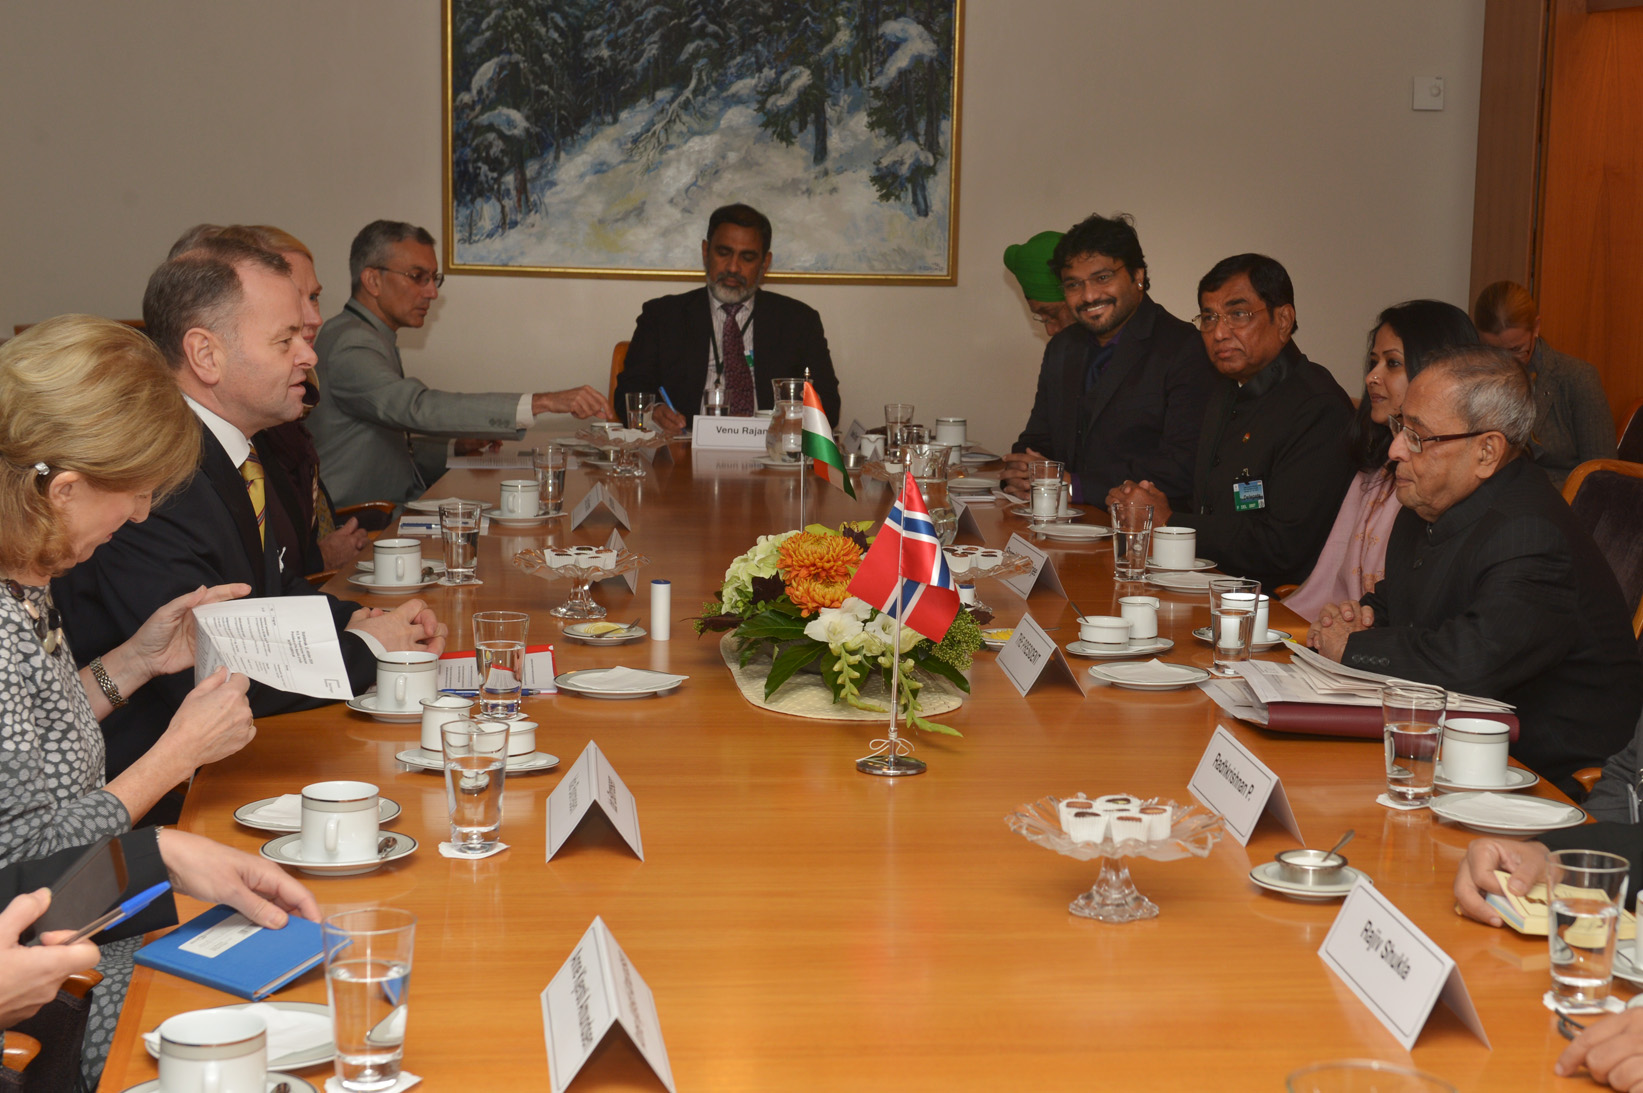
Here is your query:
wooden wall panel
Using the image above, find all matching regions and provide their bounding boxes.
[1469,0,1549,300]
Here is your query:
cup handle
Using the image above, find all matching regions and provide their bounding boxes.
[201,1061,220,1093]
[395,674,407,704]
[326,816,340,854]
[395,555,406,581]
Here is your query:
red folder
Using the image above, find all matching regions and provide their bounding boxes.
[1261,702,1520,741]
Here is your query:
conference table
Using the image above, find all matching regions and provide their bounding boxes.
[100,439,1609,1092]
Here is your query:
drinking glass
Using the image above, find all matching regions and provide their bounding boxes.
[532,444,567,515]
[1286,1060,1456,1093]
[1380,683,1446,803]
[1028,459,1063,519]
[624,391,657,431]
[472,610,528,719]
[1207,577,1261,674]
[704,382,727,416]
[441,720,510,855]
[1548,849,1631,1009]
[438,501,481,584]
[323,908,415,1092]
[763,378,805,463]
[884,402,914,430]
[1108,499,1154,579]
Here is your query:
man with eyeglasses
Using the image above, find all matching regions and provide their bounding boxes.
[1002,213,1214,508]
[1106,253,1355,589]
[308,220,612,507]
[1308,346,1641,796]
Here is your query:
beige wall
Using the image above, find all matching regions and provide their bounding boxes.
[0,1,1484,455]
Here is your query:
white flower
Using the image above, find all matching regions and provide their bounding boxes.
[720,530,798,613]
[804,604,868,646]
[863,610,925,653]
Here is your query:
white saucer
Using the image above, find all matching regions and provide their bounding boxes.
[1030,524,1113,542]
[756,456,803,470]
[355,558,444,575]
[555,668,687,698]
[120,1075,317,1093]
[346,573,440,595]
[1434,767,1540,793]
[1066,637,1175,659]
[345,695,424,724]
[1192,626,1293,652]
[1428,791,1585,835]
[404,497,485,513]
[583,457,621,469]
[1248,861,1370,901]
[1145,571,1218,592]
[1614,948,1643,987]
[144,1002,333,1068]
[395,747,560,773]
[1086,661,1211,690]
[234,796,402,833]
[561,621,648,645]
[1009,504,1084,520]
[948,476,999,491]
[979,629,1014,650]
[483,506,563,526]
[259,831,417,876]
[960,450,999,464]
[1147,557,1217,572]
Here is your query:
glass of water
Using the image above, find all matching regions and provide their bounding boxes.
[322,907,415,1092]
[532,444,568,515]
[1108,499,1154,579]
[438,500,481,584]
[441,720,510,855]
[1548,849,1631,1010]
[472,610,528,719]
[1027,459,1063,520]
[1207,577,1261,674]
[1379,683,1446,804]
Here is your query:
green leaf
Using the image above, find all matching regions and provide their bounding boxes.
[735,613,809,642]
[918,656,972,693]
[764,642,827,699]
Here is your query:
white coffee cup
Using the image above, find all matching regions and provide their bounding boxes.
[860,433,886,460]
[483,716,534,756]
[1078,615,1131,645]
[1118,596,1160,639]
[1438,717,1511,787]
[157,1008,268,1093]
[420,694,474,752]
[375,651,438,712]
[1254,594,1272,643]
[300,780,380,863]
[935,417,967,446]
[372,538,423,588]
[499,479,539,517]
[1151,526,1196,570]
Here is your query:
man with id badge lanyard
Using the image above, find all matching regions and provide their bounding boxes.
[1107,253,1354,589]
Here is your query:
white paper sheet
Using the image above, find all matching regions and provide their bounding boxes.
[193,597,354,700]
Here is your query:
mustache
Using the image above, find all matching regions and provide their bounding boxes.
[1078,297,1116,312]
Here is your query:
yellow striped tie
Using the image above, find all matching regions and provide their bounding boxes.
[240,448,267,547]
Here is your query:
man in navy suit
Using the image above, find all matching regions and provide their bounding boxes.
[615,203,841,429]
[56,239,447,778]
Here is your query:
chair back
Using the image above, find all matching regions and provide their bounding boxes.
[608,341,629,419]
[1563,460,1643,649]
[1618,397,1643,464]
[8,969,101,1093]
[0,1032,40,1093]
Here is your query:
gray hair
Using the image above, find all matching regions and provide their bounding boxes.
[349,220,436,293]
[1420,345,1537,449]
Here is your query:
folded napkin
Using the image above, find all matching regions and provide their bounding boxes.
[438,840,510,859]
[1104,659,1194,684]
[328,1073,421,1093]
[1442,794,1576,823]
[576,667,689,691]
[145,1003,332,1063]
[246,794,303,826]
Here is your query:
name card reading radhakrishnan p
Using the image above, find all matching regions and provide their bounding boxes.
[690,414,769,451]
[1186,725,1302,845]
[542,916,676,1093]
[546,741,644,861]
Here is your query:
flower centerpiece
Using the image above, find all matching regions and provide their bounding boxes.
[696,523,982,735]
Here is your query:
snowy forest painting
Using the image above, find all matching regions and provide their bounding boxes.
[444,0,961,281]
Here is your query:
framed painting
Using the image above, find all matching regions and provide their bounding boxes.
[443,0,963,284]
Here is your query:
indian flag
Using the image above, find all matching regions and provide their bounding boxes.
[801,382,856,499]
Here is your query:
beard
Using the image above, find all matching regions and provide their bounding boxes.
[706,269,759,306]
[1076,295,1137,339]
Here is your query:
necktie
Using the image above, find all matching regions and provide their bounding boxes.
[313,468,336,539]
[240,448,267,547]
[721,303,755,416]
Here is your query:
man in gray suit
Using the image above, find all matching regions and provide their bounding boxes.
[308,221,611,507]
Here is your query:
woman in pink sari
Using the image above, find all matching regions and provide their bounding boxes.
[1283,300,1478,622]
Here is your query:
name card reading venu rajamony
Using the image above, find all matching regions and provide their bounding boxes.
[541,916,676,1093]
[1318,883,1489,1051]
[690,414,769,450]
[1186,725,1302,845]
[995,612,1089,698]
[546,741,643,861]
[999,533,1068,600]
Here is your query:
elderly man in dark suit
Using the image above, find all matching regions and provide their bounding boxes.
[56,239,448,779]
[615,203,840,429]
[1002,213,1215,510]
[1308,346,1643,795]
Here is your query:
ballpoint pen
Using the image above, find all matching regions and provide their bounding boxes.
[440,688,548,697]
[658,386,677,412]
[62,880,172,944]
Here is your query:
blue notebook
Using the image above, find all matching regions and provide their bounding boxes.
[134,904,324,1000]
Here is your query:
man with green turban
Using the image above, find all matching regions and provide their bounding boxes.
[1003,231,1075,336]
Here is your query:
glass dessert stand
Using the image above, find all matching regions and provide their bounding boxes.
[947,550,1035,619]
[1006,795,1224,923]
[576,426,667,477]
[514,548,650,619]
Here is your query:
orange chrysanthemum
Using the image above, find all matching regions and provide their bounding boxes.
[778,533,862,616]
[786,574,852,616]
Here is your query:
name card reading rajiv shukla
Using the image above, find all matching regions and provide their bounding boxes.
[995,612,1090,698]
[1318,882,1489,1051]
[542,916,676,1093]
[1000,533,1069,600]
[690,414,769,450]
[1186,725,1303,845]
[546,741,644,861]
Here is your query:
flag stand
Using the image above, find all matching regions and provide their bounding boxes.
[857,474,927,777]
[797,368,808,530]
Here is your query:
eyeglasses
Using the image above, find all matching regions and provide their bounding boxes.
[1193,307,1269,332]
[371,266,445,288]
[1387,413,1488,454]
[1060,265,1127,297]
[1557,1012,1585,1041]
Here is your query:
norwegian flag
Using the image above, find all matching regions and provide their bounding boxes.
[846,471,961,641]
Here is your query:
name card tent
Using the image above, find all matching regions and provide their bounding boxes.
[690,414,769,451]
[1000,533,1069,600]
[570,482,632,530]
[542,916,676,1093]
[546,741,644,861]
[1187,725,1303,845]
[995,613,1090,698]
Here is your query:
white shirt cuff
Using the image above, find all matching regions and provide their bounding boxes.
[516,392,535,427]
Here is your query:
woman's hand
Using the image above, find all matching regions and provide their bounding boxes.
[0,890,101,1026]
[155,668,256,767]
[119,583,252,683]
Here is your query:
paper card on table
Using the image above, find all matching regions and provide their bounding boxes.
[950,495,985,542]
[999,533,1068,600]
[843,418,866,454]
[438,646,557,693]
[541,916,676,1093]
[602,488,632,529]
[1187,725,1302,845]
[994,612,1090,698]
[193,597,354,700]
[1318,882,1489,1051]
[546,741,643,861]
[690,414,768,450]
[603,530,638,592]
[569,483,629,529]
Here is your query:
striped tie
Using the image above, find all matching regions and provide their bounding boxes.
[240,448,268,547]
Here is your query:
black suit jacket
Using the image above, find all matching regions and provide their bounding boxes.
[1013,296,1214,510]
[1347,457,1643,794]
[1174,342,1356,588]
[55,428,375,779]
[615,286,841,425]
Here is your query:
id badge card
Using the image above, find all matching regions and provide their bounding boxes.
[1233,478,1266,511]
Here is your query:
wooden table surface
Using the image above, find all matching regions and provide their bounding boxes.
[100,441,1604,1092]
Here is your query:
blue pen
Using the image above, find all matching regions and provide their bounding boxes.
[440,688,547,698]
[64,880,172,943]
[658,386,677,412]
